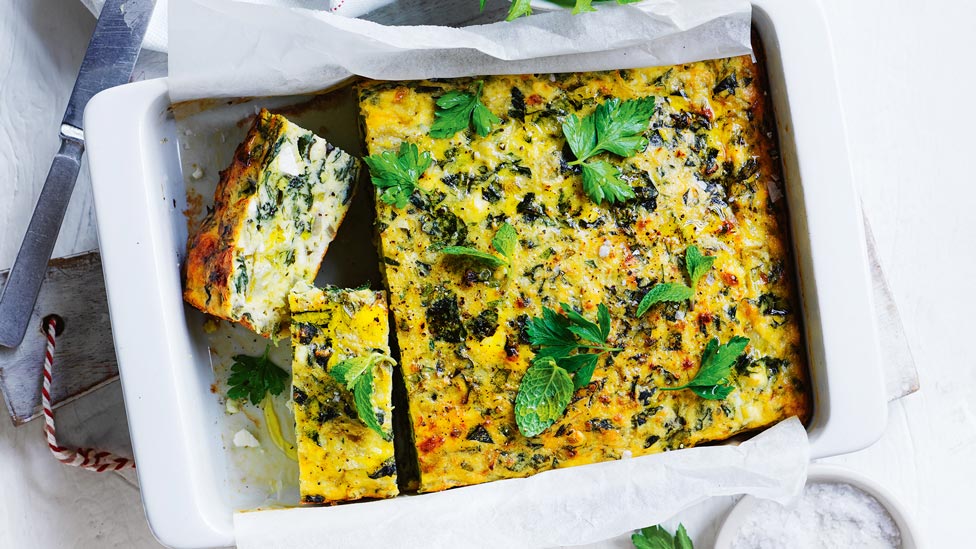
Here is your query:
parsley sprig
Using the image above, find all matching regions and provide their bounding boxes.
[329,352,396,440]
[227,345,296,459]
[562,96,655,204]
[632,523,694,549]
[363,142,432,208]
[228,345,289,405]
[430,81,501,139]
[441,222,517,268]
[515,303,622,436]
[660,336,749,400]
[636,245,715,317]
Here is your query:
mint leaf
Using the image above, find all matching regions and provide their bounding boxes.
[660,336,749,400]
[581,160,636,205]
[329,353,395,437]
[491,222,518,261]
[430,81,500,138]
[330,356,371,389]
[363,142,432,208]
[353,371,389,440]
[685,245,715,287]
[514,357,574,437]
[441,246,507,268]
[227,345,289,406]
[636,283,694,317]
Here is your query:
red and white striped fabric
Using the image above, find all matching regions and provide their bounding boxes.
[41,317,134,472]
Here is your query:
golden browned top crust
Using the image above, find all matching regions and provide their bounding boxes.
[359,56,810,492]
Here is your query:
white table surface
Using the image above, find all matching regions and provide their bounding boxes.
[1,0,973,546]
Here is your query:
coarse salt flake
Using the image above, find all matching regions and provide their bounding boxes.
[731,481,901,549]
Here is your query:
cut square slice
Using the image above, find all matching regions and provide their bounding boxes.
[289,282,398,504]
[183,109,359,337]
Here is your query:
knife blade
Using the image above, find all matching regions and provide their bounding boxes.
[0,0,154,348]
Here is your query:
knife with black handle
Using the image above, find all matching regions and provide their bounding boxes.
[0,0,154,348]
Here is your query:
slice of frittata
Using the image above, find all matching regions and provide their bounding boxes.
[183,109,360,337]
[289,282,398,504]
[359,56,811,492]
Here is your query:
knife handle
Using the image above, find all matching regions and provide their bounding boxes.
[0,133,85,347]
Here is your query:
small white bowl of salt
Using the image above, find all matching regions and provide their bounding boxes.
[714,464,919,548]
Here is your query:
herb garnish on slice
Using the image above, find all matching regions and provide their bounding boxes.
[363,142,432,208]
[632,523,694,549]
[430,80,501,139]
[635,245,715,317]
[660,336,749,400]
[563,96,656,204]
[515,303,622,436]
[329,352,396,440]
[227,345,297,459]
[441,222,517,268]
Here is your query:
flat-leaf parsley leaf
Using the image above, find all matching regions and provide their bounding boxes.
[430,81,501,138]
[227,345,289,406]
[563,96,655,204]
[363,142,432,208]
[659,336,749,400]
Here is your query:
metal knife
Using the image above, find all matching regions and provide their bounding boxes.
[0,0,155,348]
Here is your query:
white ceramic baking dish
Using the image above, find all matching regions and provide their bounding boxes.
[83,0,886,546]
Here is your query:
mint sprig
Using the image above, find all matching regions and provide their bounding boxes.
[635,245,715,317]
[363,142,432,208]
[660,336,748,400]
[514,357,574,437]
[329,353,396,440]
[441,222,517,269]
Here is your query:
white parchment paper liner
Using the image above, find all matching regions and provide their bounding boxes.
[233,417,807,548]
[168,1,814,545]
[169,0,752,101]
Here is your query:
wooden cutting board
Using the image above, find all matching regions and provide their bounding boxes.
[0,251,117,425]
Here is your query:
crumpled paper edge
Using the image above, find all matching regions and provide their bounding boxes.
[233,417,808,549]
[169,0,751,101]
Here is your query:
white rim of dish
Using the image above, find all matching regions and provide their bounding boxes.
[713,463,919,548]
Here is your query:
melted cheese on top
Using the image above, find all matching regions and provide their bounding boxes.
[360,57,810,492]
